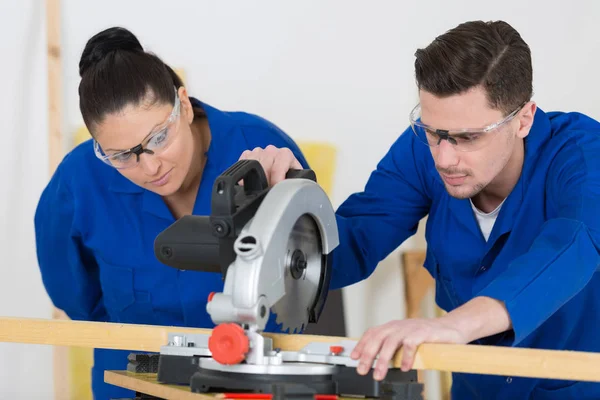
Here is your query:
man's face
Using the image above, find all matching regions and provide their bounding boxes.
[419,87,529,199]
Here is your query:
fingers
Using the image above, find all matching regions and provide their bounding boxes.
[238,146,302,186]
[399,338,418,372]
[350,327,374,361]
[351,324,396,376]
[238,147,275,185]
[270,147,302,185]
[351,321,427,382]
[373,335,403,380]
[356,336,382,376]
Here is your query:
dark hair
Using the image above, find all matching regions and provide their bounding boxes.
[78,26,204,134]
[414,20,532,115]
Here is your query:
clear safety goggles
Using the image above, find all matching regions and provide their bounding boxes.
[94,89,182,169]
[409,102,525,152]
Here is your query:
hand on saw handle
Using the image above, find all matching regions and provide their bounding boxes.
[238,145,303,186]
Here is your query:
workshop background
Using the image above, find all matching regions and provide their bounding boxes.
[1,0,600,399]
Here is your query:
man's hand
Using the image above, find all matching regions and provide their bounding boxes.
[350,296,512,381]
[238,145,302,186]
[350,318,467,381]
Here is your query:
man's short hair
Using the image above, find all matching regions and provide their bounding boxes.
[414,20,533,115]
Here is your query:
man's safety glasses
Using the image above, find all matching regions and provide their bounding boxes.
[409,102,525,152]
[94,89,182,169]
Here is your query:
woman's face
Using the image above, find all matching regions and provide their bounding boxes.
[93,87,198,197]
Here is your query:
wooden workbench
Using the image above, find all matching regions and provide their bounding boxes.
[105,371,211,400]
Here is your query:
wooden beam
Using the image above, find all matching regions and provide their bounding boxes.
[406,342,600,383]
[2,317,600,383]
[47,0,62,172]
[0,317,213,352]
[46,2,66,399]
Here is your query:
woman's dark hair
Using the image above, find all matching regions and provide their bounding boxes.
[78,26,204,134]
[414,20,533,115]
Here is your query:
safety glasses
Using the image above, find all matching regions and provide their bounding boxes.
[94,88,182,169]
[409,102,526,152]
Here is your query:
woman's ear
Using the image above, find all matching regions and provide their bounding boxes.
[177,86,194,125]
[517,101,537,139]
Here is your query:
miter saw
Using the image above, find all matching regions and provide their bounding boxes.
[145,160,422,400]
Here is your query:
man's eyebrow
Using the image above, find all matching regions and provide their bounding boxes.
[103,121,164,152]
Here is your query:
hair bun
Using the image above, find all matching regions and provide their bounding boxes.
[79,27,143,77]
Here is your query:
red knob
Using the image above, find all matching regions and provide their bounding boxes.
[208,292,216,302]
[329,345,344,355]
[208,323,249,365]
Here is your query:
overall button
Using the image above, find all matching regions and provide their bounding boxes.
[480,266,487,272]
[506,377,512,384]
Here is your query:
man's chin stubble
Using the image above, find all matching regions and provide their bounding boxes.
[445,184,484,200]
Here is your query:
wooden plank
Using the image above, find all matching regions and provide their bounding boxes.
[0,317,342,353]
[2,316,600,383]
[0,317,213,352]
[46,0,62,172]
[46,0,67,397]
[104,371,211,400]
[402,342,600,382]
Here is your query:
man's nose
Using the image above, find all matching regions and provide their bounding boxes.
[435,139,459,169]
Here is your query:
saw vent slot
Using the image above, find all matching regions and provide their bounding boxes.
[235,235,260,258]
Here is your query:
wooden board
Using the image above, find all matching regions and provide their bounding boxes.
[3,317,600,383]
[0,317,341,353]
[46,0,62,172]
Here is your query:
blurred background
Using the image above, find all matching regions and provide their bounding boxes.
[1,0,599,399]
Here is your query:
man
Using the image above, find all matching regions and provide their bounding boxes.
[240,20,600,399]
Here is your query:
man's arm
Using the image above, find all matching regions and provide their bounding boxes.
[330,130,433,288]
[442,296,512,344]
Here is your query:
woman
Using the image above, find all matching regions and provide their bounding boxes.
[34,26,307,400]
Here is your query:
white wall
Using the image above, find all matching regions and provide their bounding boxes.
[0,0,54,399]
[1,0,599,399]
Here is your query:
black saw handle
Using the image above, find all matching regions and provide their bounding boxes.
[154,159,316,276]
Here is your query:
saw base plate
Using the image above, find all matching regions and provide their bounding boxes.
[152,354,423,399]
[191,365,337,394]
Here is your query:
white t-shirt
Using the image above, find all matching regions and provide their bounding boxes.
[470,199,505,241]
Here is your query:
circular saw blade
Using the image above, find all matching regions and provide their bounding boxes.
[271,214,323,334]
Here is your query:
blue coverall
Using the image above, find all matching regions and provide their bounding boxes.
[34,98,309,400]
[330,107,600,399]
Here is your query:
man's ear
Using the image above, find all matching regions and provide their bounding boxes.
[517,101,537,139]
[177,86,194,125]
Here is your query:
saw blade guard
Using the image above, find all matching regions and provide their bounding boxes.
[206,177,339,332]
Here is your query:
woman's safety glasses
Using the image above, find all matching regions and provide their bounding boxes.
[409,102,525,152]
[94,89,182,169]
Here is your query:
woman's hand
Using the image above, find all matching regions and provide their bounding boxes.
[239,145,302,186]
